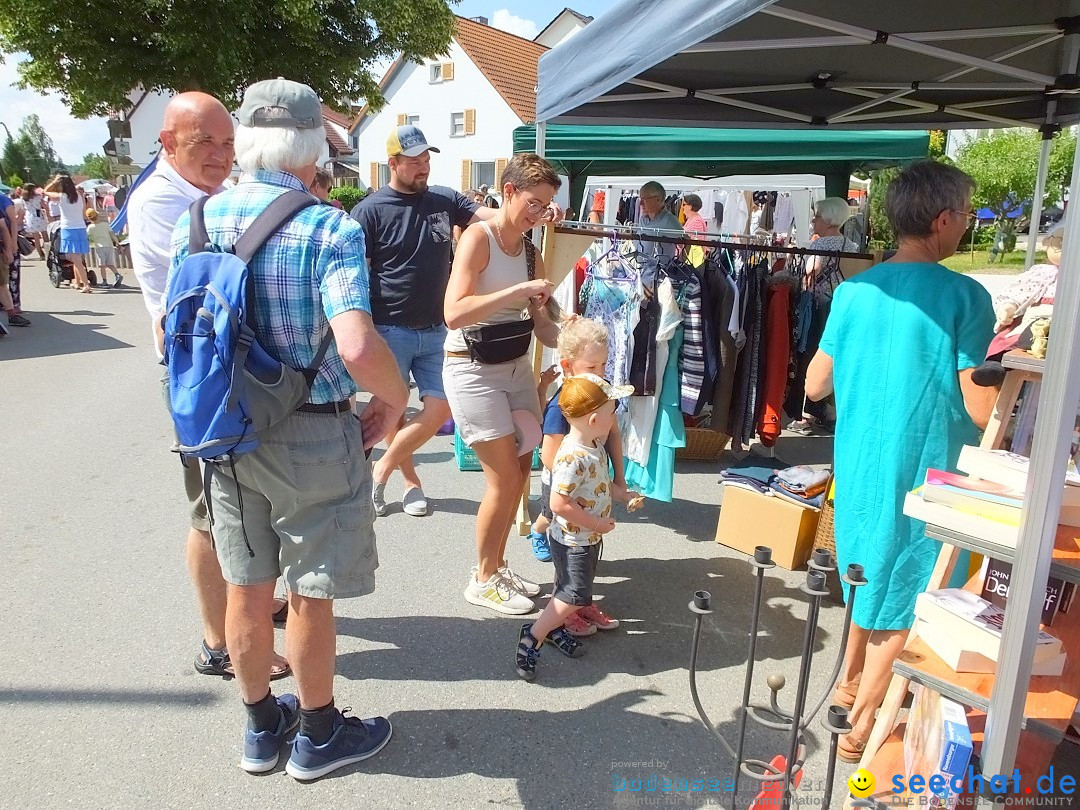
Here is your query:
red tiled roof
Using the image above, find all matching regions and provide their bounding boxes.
[321,105,353,155]
[453,15,547,122]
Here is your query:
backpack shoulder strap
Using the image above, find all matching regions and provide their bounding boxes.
[188,196,211,255]
[524,235,536,281]
[231,189,319,264]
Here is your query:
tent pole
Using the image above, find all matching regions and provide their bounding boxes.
[535,121,546,159]
[1025,132,1053,269]
[981,25,1080,778]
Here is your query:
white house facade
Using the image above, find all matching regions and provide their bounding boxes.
[351,16,547,195]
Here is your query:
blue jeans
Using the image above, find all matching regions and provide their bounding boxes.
[375,323,447,401]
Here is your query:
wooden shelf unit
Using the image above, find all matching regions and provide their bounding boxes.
[857,350,1079,785]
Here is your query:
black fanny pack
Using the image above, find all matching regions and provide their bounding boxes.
[462,318,534,364]
[460,237,538,364]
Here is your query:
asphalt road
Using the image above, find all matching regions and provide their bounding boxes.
[3,256,867,809]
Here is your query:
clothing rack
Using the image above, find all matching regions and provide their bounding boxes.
[553,221,875,261]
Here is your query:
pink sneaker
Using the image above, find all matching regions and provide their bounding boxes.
[579,603,620,630]
[563,610,597,637]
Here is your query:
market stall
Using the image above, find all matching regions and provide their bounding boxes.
[535,0,1080,787]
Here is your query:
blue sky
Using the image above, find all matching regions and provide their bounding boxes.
[7,4,614,165]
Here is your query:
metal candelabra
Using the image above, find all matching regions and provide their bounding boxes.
[689,545,867,810]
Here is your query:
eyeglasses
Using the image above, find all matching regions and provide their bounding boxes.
[524,198,553,216]
[947,209,978,226]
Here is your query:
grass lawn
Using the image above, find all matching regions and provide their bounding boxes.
[941,249,1045,275]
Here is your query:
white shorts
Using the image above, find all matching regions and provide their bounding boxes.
[443,354,542,446]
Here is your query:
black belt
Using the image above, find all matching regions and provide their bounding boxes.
[297,398,352,414]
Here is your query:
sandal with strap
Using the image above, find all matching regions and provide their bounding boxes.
[837,729,868,764]
[832,681,859,710]
[194,640,292,681]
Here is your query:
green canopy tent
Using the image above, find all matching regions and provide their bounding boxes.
[512,124,929,214]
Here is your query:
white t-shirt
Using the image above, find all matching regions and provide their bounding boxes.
[48,199,61,218]
[57,193,85,230]
[127,157,224,355]
[549,437,613,548]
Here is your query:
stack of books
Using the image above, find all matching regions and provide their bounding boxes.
[902,446,1080,548]
[913,589,1065,676]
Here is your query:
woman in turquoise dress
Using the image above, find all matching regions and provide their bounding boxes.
[805,160,997,761]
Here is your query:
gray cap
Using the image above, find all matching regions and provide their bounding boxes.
[237,78,322,130]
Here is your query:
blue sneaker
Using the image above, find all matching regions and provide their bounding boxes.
[528,530,552,562]
[240,694,300,773]
[285,709,393,781]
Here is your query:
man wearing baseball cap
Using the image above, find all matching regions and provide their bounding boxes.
[169,77,408,781]
[352,126,560,520]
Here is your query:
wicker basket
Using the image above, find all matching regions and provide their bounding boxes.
[814,497,836,558]
[676,427,730,461]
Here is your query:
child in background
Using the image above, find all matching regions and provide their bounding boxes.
[529,319,635,565]
[515,374,634,681]
[85,209,124,288]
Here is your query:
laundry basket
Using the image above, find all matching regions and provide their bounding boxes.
[676,427,730,461]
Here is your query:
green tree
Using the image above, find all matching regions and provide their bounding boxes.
[1,133,27,182]
[866,166,900,249]
[328,184,365,212]
[0,0,456,118]
[956,128,1076,254]
[6,173,21,188]
[79,152,112,179]
[15,114,64,182]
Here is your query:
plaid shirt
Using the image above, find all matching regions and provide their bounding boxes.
[169,170,370,404]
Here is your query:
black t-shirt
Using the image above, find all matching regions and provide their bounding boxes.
[351,184,479,327]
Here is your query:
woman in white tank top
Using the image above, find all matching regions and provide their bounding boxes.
[42,174,93,292]
[443,154,561,615]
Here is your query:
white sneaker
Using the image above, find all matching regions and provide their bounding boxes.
[499,564,541,598]
[402,487,428,517]
[464,572,535,615]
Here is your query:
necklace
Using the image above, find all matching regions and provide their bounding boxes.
[492,217,523,257]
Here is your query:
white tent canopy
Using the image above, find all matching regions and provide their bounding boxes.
[536,0,1080,778]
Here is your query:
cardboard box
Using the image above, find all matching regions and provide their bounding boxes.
[904,686,973,810]
[715,485,820,570]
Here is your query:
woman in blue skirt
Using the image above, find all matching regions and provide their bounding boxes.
[43,174,92,292]
[804,160,998,760]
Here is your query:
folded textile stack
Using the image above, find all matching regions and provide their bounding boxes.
[768,480,825,509]
[719,457,788,494]
[774,465,831,498]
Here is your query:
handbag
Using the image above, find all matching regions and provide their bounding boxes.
[17,234,33,257]
[461,238,538,364]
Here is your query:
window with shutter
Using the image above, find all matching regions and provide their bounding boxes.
[370,162,379,189]
[396,113,407,126]
[494,158,508,188]
[441,62,454,81]
[461,159,473,192]
[471,162,495,190]
[464,108,476,136]
[450,111,466,137]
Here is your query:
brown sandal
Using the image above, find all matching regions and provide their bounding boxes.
[832,681,859,710]
[837,729,868,763]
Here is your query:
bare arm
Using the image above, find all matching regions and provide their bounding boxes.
[550,490,615,535]
[330,309,410,448]
[443,225,552,329]
[468,206,499,225]
[958,367,997,431]
[527,251,560,348]
[805,350,834,401]
[540,432,564,472]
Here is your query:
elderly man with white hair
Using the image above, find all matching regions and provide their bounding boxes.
[167,78,408,781]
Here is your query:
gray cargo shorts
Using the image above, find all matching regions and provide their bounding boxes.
[208,409,376,600]
[160,372,211,532]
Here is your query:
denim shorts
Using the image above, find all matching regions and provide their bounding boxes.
[549,540,601,606]
[375,323,447,401]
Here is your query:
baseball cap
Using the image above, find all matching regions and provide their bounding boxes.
[559,373,634,419]
[237,78,322,130]
[387,125,440,158]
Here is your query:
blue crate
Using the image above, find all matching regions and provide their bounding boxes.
[454,428,541,471]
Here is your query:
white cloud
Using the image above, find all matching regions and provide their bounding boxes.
[0,55,108,169]
[491,9,540,40]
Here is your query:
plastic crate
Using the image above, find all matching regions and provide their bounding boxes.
[454,428,541,471]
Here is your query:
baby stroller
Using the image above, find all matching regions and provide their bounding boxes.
[47,225,97,288]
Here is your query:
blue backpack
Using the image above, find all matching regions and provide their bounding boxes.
[164,190,332,462]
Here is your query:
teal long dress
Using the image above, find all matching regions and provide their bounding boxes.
[819,262,993,630]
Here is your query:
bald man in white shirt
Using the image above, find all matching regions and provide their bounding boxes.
[128,92,289,680]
